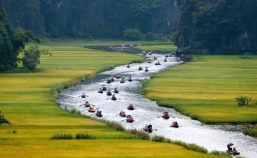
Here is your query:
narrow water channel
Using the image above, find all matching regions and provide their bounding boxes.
[59,53,257,158]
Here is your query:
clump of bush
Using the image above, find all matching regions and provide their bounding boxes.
[128,129,150,140]
[0,111,10,124]
[51,133,73,139]
[209,150,231,157]
[105,121,125,131]
[123,28,144,41]
[235,95,251,107]
[75,133,96,139]
[70,108,81,115]
[244,127,257,138]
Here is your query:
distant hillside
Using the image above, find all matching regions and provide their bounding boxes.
[174,0,257,54]
[0,0,180,39]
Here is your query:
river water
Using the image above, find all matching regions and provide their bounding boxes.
[59,53,257,158]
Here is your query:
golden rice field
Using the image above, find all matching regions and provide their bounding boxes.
[0,41,219,157]
[142,55,257,124]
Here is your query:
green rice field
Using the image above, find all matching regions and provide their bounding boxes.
[0,41,219,157]
[142,55,257,124]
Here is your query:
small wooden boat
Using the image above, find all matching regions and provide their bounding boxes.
[120,78,125,83]
[111,94,117,100]
[95,110,102,117]
[97,89,103,93]
[88,107,95,113]
[127,104,134,110]
[102,85,107,91]
[143,125,153,133]
[114,88,119,93]
[126,115,134,123]
[84,103,90,107]
[170,121,179,128]
[80,93,86,98]
[226,144,240,156]
[128,76,132,82]
[106,90,112,96]
[119,111,126,117]
[107,79,111,84]
[162,112,170,119]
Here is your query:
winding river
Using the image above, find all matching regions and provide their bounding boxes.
[59,53,257,158]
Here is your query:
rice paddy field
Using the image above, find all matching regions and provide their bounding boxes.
[142,55,257,125]
[0,41,219,158]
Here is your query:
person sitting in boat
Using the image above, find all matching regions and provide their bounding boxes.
[120,78,125,83]
[164,58,167,62]
[80,93,86,98]
[111,94,116,100]
[145,67,149,72]
[98,88,103,93]
[120,110,125,116]
[154,57,157,60]
[138,66,143,70]
[155,61,160,65]
[107,90,112,96]
[128,76,132,82]
[96,109,102,117]
[227,146,232,151]
[107,79,111,83]
[148,59,151,63]
[102,85,107,91]
[127,115,133,122]
[116,74,121,79]
[142,50,146,55]
[110,76,114,82]
[127,64,130,68]
[88,106,95,112]
[114,88,119,93]
[84,100,90,107]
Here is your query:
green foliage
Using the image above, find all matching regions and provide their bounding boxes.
[75,133,97,139]
[51,133,73,139]
[123,28,144,41]
[22,45,41,70]
[175,0,257,54]
[70,108,81,115]
[128,129,150,140]
[209,150,231,157]
[105,121,125,131]
[244,127,257,138]
[235,95,252,107]
[0,6,40,72]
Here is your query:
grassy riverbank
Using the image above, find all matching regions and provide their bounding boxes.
[142,55,257,125]
[0,41,219,157]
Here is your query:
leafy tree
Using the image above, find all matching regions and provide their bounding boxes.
[174,0,257,54]
[22,45,41,71]
[123,28,144,41]
[0,6,40,72]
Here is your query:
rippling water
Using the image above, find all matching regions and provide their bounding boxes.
[59,54,257,158]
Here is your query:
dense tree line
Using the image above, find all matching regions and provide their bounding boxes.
[174,0,257,54]
[0,0,180,39]
[0,6,40,72]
